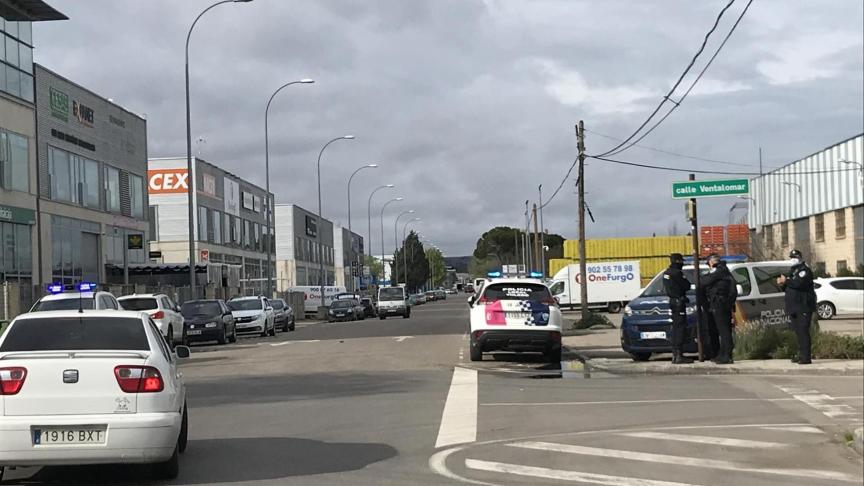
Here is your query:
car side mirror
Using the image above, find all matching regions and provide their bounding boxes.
[266,306,273,312]
[175,345,191,359]
[736,284,744,295]
[467,296,475,307]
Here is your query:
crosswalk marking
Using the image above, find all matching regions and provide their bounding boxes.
[776,385,861,420]
[620,431,788,449]
[465,459,701,486]
[435,367,478,448]
[760,425,823,434]
[508,441,860,482]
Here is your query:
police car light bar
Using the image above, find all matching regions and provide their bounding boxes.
[487,271,502,278]
[529,271,543,278]
[78,282,97,292]
[46,283,64,294]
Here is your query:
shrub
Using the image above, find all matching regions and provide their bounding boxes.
[572,312,615,330]
[813,333,864,360]
[733,318,863,360]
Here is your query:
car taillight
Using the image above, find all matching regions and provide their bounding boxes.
[150,310,165,320]
[472,330,485,340]
[114,366,164,393]
[0,367,27,395]
[540,298,557,306]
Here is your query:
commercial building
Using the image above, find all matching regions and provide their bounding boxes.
[273,203,363,291]
[147,156,274,295]
[0,3,65,307]
[35,64,149,286]
[748,134,863,276]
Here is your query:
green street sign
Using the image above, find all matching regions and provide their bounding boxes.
[0,205,36,225]
[672,179,749,199]
[50,87,69,122]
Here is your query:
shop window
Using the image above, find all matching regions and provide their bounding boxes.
[780,222,789,247]
[198,207,208,242]
[48,146,75,202]
[105,165,121,213]
[212,209,222,245]
[814,214,824,242]
[0,130,28,192]
[835,209,846,239]
[129,174,144,218]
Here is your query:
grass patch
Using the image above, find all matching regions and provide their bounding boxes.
[572,312,615,330]
[843,431,855,444]
[733,318,864,360]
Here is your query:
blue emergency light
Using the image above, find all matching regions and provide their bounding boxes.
[78,282,97,292]
[529,271,543,278]
[46,283,64,294]
[486,271,502,278]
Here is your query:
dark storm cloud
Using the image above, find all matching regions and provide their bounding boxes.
[34,0,863,255]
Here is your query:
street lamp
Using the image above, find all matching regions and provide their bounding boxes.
[393,210,415,284]
[316,135,355,310]
[263,78,314,297]
[402,217,420,290]
[538,184,546,278]
[841,159,864,186]
[379,197,403,285]
[184,0,253,298]
[346,164,378,291]
[367,184,395,275]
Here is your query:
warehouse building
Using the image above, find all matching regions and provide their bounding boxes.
[748,134,863,276]
[147,156,273,295]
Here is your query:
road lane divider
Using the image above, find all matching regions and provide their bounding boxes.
[619,431,788,449]
[466,459,701,486]
[435,367,478,448]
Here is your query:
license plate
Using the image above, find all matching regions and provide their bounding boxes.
[188,330,203,335]
[640,331,667,340]
[506,312,531,320]
[33,426,106,445]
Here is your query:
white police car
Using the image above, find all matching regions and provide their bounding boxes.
[468,274,563,363]
[29,283,121,313]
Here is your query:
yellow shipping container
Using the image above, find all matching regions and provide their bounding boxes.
[558,236,692,285]
[547,258,572,277]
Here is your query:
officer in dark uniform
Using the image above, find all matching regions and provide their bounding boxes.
[663,253,693,364]
[701,254,735,364]
[777,249,817,364]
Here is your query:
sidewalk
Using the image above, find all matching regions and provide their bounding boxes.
[561,314,864,376]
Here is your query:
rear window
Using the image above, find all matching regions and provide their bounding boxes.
[1,316,149,352]
[379,288,405,301]
[31,297,95,312]
[117,298,158,311]
[331,300,354,309]
[228,299,262,311]
[483,283,552,301]
[753,266,790,295]
[181,301,221,317]
[271,300,285,309]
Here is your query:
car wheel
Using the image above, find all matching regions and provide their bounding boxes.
[630,352,652,362]
[166,327,175,349]
[269,320,277,336]
[178,403,188,453]
[380,315,386,320]
[469,335,483,362]
[607,302,622,313]
[817,302,835,320]
[230,326,237,343]
[151,444,179,480]
[289,318,295,332]
[546,346,562,363]
[217,325,228,345]
[260,326,268,338]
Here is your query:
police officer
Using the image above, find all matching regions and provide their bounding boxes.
[701,254,735,364]
[663,253,693,364]
[777,250,816,364]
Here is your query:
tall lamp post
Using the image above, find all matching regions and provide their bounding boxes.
[393,210,415,284]
[402,217,420,290]
[379,197,404,285]
[347,164,378,290]
[538,184,546,278]
[367,184,395,283]
[184,0,253,298]
[316,135,355,310]
[263,78,314,297]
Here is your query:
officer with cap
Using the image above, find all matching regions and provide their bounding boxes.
[777,249,817,364]
[701,254,736,364]
[663,253,693,364]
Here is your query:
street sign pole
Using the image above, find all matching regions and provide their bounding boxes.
[688,173,705,362]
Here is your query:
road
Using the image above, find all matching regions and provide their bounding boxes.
[4,299,863,485]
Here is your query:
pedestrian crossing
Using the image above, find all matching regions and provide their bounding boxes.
[451,425,863,485]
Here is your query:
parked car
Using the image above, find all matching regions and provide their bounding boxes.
[360,298,376,318]
[814,277,864,319]
[0,310,190,479]
[464,284,475,294]
[227,296,276,337]
[180,299,237,345]
[328,299,364,322]
[270,298,295,331]
[118,294,185,348]
[425,291,437,302]
[30,284,120,313]
[413,293,427,305]
[435,289,447,300]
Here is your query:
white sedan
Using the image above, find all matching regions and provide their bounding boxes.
[815,277,864,319]
[468,278,563,363]
[0,310,189,480]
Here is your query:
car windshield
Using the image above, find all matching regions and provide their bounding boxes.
[31,297,95,312]
[331,300,353,309]
[271,301,285,310]
[117,297,158,311]
[228,299,262,311]
[641,269,708,297]
[379,288,404,301]
[181,301,222,317]
[1,316,149,351]
[483,283,552,301]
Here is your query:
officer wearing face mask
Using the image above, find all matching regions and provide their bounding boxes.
[701,254,735,364]
[663,253,693,364]
[777,250,817,364]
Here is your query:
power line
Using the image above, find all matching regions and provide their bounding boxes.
[539,157,578,209]
[591,155,860,177]
[593,0,737,158]
[603,0,755,158]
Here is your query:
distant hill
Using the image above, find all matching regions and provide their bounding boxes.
[443,256,472,273]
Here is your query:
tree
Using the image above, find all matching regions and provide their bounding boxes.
[392,231,429,292]
[363,254,383,284]
[426,247,446,288]
[471,226,565,277]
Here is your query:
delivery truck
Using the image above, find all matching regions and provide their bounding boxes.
[289,286,348,314]
[548,261,641,313]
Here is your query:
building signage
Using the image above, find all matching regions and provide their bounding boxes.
[127,234,144,250]
[305,215,318,238]
[148,168,189,194]
[49,88,69,122]
[224,177,240,216]
[0,205,36,225]
[199,249,210,262]
[201,173,217,198]
[109,115,126,128]
[73,100,95,127]
[672,179,749,199]
[242,191,254,210]
[149,250,162,259]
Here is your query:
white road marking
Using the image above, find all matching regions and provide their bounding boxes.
[760,425,824,434]
[466,459,700,486]
[394,336,414,342]
[620,431,788,449]
[269,339,320,347]
[429,447,496,486]
[776,385,861,420]
[435,367,478,448]
[483,397,804,407]
[508,441,860,482]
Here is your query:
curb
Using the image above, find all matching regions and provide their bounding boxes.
[563,346,864,376]
[853,428,864,456]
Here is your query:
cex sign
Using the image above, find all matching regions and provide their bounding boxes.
[148,169,189,194]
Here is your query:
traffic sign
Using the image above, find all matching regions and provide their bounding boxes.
[672,179,749,199]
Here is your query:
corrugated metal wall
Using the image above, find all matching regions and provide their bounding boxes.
[749,134,863,228]
[556,236,692,284]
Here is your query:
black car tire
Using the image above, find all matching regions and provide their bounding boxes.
[217,325,228,345]
[547,346,562,364]
[260,326,268,338]
[630,352,652,362]
[269,321,277,337]
[469,335,483,362]
[607,302,622,313]
[289,318,295,331]
[817,301,835,320]
[380,315,386,320]
[152,444,179,480]
[178,403,188,453]
[230,326,237,343]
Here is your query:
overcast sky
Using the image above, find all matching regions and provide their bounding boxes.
[34,0,863,256]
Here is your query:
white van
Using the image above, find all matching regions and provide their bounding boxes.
[377,286,410,319]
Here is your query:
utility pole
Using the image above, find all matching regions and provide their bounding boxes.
[576,120,589,320]
[532,203,540,273]
[538,185,546,278]
[688,173,705,362]
[524,200,531,273]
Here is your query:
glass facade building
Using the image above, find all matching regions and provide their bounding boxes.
[0,18,34,102]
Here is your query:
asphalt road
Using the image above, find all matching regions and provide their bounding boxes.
[4,298,863,485]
